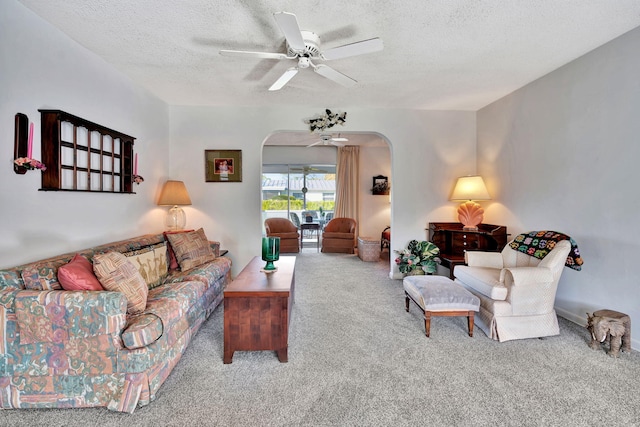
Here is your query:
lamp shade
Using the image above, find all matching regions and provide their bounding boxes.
[450,176,491,201]
[157,180,192,206]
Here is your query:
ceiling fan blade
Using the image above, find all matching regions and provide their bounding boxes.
[313,64,357,88]
[332,137,349,142]
[321,38,384,60]
[331,141,345,147]
[269,67,298,91]
[273,12,306,53]
[219,50,290,60]
[305,141,323,148]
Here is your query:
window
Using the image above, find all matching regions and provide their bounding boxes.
[261,164,335,225]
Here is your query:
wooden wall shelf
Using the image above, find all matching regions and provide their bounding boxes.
[38,110,136,193]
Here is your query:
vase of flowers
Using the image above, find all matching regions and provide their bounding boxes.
[394,240,440,275]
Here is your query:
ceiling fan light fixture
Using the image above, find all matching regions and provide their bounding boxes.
[298,57,311,69]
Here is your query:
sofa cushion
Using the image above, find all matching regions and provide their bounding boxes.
[93,251,148,314]
[124,243,168,290]
[21,258,69,291]
[163,230,194,270]
[454,266,508,300]
[58,254,104,291]
[122,313,163,349]
[0,270,24,291]
[163,256,232,289]
[165,228,216,271]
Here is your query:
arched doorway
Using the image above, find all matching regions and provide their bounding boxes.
[261,131,393,266]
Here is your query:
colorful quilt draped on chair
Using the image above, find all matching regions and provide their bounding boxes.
[509,230,583,271]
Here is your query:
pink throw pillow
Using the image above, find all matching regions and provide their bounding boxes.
[58,254,104,291]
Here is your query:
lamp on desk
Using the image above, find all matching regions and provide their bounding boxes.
[157,180,192,231]
[450,176,491,231]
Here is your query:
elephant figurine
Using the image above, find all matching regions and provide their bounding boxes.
[586,312,628,358]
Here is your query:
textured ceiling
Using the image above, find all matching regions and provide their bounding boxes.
[17,0,640,112]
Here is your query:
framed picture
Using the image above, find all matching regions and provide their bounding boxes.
[205,150,242,182]
[372,175,390,195]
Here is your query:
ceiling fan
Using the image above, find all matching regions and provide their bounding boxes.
[306,134,348,148]
[219,11,383,91]
[289,166,331,173]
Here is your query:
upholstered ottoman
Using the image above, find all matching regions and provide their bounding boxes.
[357,236,381,262]
[403,275,480,337]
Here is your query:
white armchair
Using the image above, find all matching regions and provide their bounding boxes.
[454,239,572,342]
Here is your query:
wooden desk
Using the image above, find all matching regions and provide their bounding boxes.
[428,222,508,279]
[223,256,296,363]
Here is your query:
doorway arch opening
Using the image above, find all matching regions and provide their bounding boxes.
[261,131,394,274]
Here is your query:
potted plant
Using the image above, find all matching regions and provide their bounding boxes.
[394,240,441,275]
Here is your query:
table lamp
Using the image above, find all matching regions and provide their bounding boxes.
[450,176,491,231]
[157,180,192,231]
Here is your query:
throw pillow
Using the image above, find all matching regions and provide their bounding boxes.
[165,228,216,271]
[93,251,148,314]
[163,229,194,270]
[124,243,168,289]
[57,254,104,291]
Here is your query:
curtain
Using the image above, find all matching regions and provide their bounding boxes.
[334,146,359,224]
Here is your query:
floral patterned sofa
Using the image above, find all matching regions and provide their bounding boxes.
[0,232,231,413]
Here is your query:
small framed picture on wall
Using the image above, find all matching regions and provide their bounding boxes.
[205,150,242,182]
[372,175,390,195]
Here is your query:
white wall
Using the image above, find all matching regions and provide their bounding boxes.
[262,144,337,165]
[0,1,170,267]
[477,27,640,348]
[169,106,476,277]
[359,144,391,239]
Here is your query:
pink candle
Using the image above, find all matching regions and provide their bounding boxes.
[134,153,138,175]
[27,122,34,159]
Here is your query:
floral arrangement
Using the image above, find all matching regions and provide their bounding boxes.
[14,157,46,171]
[395,240,440,275]
[305,109,347,132]
[133,174,144,185]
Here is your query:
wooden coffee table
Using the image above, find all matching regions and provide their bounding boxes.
[223,256,296,363]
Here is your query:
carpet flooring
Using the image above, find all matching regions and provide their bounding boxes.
[3,252,639,426]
